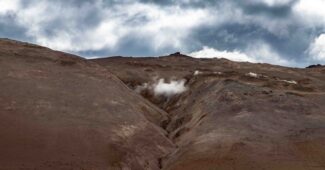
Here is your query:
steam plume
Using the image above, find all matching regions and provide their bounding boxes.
[135,78,187,97]
[153,78,187,97]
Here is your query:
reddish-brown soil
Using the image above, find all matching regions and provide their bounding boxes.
[94,53,325,170]
[0,39,174,170]
[1,39,325,170]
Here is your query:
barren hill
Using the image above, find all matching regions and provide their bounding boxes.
[0,39,174,170]
[1,39,325,170]
[94,53,325,170]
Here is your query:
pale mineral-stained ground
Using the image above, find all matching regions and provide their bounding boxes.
[1,38,325,170]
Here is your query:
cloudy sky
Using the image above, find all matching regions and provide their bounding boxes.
[1,0,325,67]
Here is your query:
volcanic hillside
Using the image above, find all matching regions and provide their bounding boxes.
[0,39,174,170]
[1,39,325,170]
[94,53,325,170]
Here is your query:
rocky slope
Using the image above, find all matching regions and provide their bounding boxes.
[0,39,325,170]
[0,39,174,170]
[93,53,325,170]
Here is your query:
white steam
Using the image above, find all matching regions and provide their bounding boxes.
[280,79,298,84]
[194,70,202,76]
[154,79,187,97]
[135,78,188,97]
[246,72,259,78]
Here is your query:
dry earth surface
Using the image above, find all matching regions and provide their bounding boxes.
[1,39,325,170]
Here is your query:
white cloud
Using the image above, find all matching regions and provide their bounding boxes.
[189,46,257,62]
[309,34,325,61]
[293,0,325,26]
[246,43,292,66]
[35,20,128,52]
[189,42,295,66]
[7,1,211,53]
[12,1,125,52]
[0,0,20,15]
[118,3,212,51]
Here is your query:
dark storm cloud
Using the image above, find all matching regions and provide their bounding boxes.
[193,21,318,61]
[139,0,174,5]
[192,23,266,51]
[0,0,324,66]
[0,14,30,40]
[242,3,293,17]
